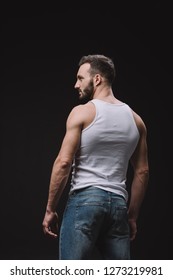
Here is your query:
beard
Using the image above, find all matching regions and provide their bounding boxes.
[79,80,94,103]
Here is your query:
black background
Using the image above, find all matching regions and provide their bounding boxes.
[1,2,172,260]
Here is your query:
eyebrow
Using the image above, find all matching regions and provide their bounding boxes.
[77,74,83,79]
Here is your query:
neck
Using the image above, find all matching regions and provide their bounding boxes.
[93,86,114,100]
[92,86,121,104]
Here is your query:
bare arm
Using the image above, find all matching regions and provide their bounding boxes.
[42,106,83,238]
[128,113,149,240]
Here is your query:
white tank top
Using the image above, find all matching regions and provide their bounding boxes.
[70,99,140,201]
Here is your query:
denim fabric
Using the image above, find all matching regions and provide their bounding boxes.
[59,186,130,260]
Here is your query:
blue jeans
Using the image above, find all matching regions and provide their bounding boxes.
[59,186,130,260]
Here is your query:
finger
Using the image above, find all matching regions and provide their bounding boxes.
[44,226,58,238]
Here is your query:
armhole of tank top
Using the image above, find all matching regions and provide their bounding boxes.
[82,100,98,132]
[128,106,140,137]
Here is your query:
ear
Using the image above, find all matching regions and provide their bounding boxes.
[94,74,102,86]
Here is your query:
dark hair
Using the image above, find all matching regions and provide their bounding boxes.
[78,54,116,85]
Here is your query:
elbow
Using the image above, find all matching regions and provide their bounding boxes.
[60,160,72,170]
[141,167,149,176]
[54,156,72,170]
[137,167,149,184]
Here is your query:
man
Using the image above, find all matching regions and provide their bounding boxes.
[42,54,149,259]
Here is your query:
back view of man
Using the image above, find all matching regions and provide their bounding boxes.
[42,54,149,259]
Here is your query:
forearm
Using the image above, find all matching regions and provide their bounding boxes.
[128,169,149,220]
[46,158,72,212]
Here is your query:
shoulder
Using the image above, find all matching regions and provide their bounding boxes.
[66,102,95,128]
[131,109,147,136]
[68,102,94,118]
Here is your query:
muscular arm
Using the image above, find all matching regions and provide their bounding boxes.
[128,113,149,240]
[42,106,83,237]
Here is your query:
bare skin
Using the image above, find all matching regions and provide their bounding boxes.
[42,63,149,241]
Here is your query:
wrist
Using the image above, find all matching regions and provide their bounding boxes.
[46,208,55,214]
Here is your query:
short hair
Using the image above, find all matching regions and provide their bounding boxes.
[78,54,116,85]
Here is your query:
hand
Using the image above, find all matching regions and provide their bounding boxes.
[42,210,59,239]
[128,218,137,241]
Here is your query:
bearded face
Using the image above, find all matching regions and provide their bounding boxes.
[78,78,94,102]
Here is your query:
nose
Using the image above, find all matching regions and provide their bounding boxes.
[74,81,79,89]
